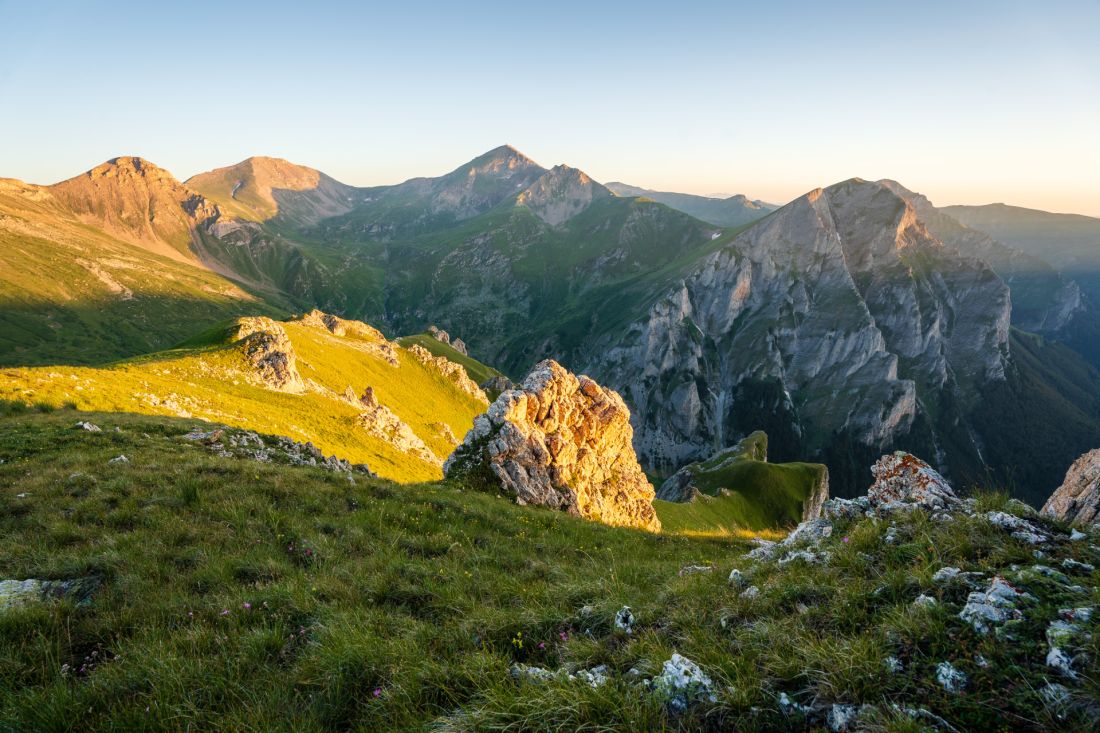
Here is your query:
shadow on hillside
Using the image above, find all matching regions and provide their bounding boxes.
[0,293,283,368]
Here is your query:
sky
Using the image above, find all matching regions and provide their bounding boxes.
[1,0,1098,215]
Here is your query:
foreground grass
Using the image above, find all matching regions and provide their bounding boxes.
[0,410,731,731]
[1,410,1097,731]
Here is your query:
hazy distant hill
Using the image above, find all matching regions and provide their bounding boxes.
[605,181,775,227]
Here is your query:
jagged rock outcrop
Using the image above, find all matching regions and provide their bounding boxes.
[298,309,400,365]
[427,324,469,355]
[481,375,514,394]
[406,344,488,403]
[182,427,373,475]
[583,179,1012,489]
[1043,449,1100,525]
[232,317,305,393]
[444,359,660,531]
[867,452,960,511]
[354,386,441,466]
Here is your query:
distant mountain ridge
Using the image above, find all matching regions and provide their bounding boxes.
[605,181,775,227]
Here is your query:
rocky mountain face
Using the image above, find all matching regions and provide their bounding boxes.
[605,182,775,228]
[880,181,1100,369]
[1043,449,1100,526]
[445,360,661,531]
[580,179,1013,491]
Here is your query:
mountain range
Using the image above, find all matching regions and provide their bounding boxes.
[2,145,1099,502]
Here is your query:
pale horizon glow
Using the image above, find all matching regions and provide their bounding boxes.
[1,1,1098,216]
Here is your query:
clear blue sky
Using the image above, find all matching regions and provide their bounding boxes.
[1,0,1097,214]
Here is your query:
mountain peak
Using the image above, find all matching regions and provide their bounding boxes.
[452,145,544,180]
[80,156,178,184]
[515,164,610,225]
[185,156,355,225]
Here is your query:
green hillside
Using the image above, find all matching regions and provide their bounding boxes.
[0,314,488,483]
[656,432,828,535]
[656,462,828,535]
[1,411,1096,731]
[397,333,507,385]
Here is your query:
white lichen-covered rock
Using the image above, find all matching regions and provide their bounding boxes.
[444,360,660,531]
[912,594,938,609]
[727,568,746,588]
[821,496,871,520]
[983,511,1050,544]
[74,421,101,432]
[651,654,717,713]
[959,576,1033,634]
[935,661,967,693]
[826,704,866,732]
[867,452,959,511]
[678,565,713,577]
[0,577,101,612]
[233,317,306,393]
[1043,449,1100,526]
[614,605,635,634]
[1045,607,1095,679]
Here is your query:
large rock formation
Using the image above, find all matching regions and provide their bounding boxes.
[444,360,660,531]
[866,452,960,512]
[1042,449,1100,525]
[232,317,305,393]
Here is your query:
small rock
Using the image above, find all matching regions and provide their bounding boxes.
[777,691,815,717]
[779,549,830,566]
[1069,529,1087,541]
[510,664,558,683]
[1062,558,1095,573]
[678,565,713,577]
[883,525,900,544]
[935,661,967,693]
[108,455,129,465]
[651,653,717,713]
[74,421,101,432]
[912,594,938,609]
[884,656,903,673]
[740,586,760,600]
[614,605,635,634]
[984,511,1049,545]
[1038,683,1072,720]
[959,576,1033,634]
[575,664,610,688]
[728,568,746,588]
[826,704,865,732]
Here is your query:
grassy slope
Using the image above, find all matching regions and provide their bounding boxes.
[656,462,827,535]
[396,334,508,384]
[0,184,281,367]
[2,411,1097,731]
[0,320,488,483]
